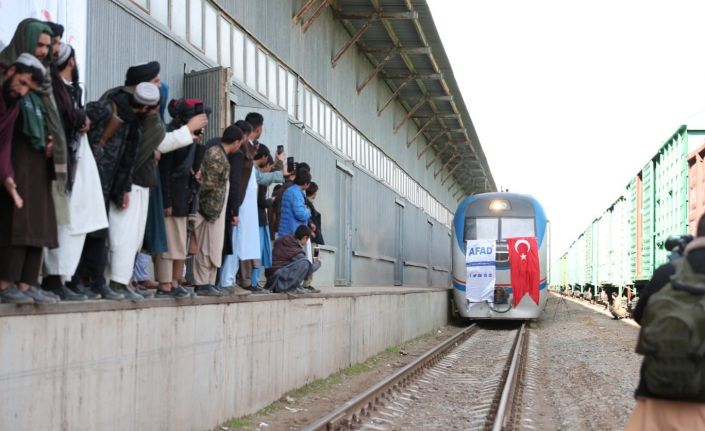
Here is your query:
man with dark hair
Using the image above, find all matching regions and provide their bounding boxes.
[41,42,108,301]
[278,170,312,237]
[265,225,321,293]
[244,112,264,141]
[193,125,244,295]
[45,22,63,56]
[625,213,705,429]
[0,53,56,304]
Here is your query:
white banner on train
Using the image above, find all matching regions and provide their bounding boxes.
[465,240,496,308]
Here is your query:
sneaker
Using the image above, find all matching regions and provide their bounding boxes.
[40,288,61,301]
[23,286,58,304]
[195,284,223,297]
[232,285,252,296]
[92,282,125,300]
[0,284,34,304]
[304,286,321,293]
[111,282,144,301]
[134,284,156,298]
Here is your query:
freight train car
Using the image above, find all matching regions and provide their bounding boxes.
[553,121,705,295]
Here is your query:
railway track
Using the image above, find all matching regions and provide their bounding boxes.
[302,323,529,431]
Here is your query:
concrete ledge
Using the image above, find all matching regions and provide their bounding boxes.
[0,287,449,430]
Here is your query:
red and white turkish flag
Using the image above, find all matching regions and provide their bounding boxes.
[507,237,540,306]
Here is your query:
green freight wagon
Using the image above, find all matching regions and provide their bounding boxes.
[653,127,688,267]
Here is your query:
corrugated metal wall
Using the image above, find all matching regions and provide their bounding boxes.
[215,0,461,209]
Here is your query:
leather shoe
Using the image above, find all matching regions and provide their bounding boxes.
[0,284,34,304]
[156,285,191,298]
[70,282,102,300]
[23,286,58,304]
[51,283,87,301]
[92,282,125,300]
[248,285,271,294]
[195,284,223,297]
[111,282,144,301]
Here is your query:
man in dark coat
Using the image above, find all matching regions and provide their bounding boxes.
[0,53,54,304]
[265,225,321,293]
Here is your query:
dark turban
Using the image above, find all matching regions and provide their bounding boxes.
[124,61,160,86]
[46,22,64,38]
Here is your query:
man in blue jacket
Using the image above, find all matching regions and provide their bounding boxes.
[277,170,312,237]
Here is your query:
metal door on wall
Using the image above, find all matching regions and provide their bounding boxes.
[394,202,404,286]
[426,220,433,286]
[335,167,352,286]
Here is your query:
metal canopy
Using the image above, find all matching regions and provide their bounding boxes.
[295,0,496,196]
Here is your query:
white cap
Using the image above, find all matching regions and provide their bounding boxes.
[55,42,72,66]
[134,82,160,106]
[14,53,45,75]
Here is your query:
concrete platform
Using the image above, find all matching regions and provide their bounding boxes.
[0,286,450,431]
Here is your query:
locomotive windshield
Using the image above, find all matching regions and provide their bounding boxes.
[464,217,535,241]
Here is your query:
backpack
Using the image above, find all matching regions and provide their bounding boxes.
[636,258,705,400]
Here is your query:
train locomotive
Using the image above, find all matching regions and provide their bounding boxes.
[451,192,549,319]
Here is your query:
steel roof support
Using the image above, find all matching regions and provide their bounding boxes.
[357,48,397,92]
[453,188,465,200]
[407,115,436,148]
[394,97,427,134]
[435,154,459,178]
[302,0,331,33]
[442,162,462,185]
[426,147,451,169]
[293,0,318,24]
[416,132,445,159]
[378,76,414,115]
[332,20,372,68]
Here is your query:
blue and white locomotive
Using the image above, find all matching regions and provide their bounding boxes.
[451,192,549,319]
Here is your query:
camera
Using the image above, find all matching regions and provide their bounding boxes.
[314,246,320,258]
[287,156,295,173]
[277,145,284,155]
[193,102,204,135]
[664,234,694,260]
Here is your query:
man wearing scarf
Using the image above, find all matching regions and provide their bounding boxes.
[0,18,73,230]
[0,53,53,304]
[41,43,108,301]
[100,62,207,300]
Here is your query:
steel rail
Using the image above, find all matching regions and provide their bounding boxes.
[490,323,528,431]
[302,323,479,431]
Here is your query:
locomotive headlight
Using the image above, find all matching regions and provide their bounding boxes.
[489,199,511,211]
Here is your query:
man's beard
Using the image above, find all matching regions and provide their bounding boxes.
[2,77,18,102]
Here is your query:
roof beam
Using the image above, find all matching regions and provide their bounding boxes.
[357,48,398,93]
[331,20,372,68]
[302,0,331,33]
[361,46,431,55]
[442,162,462,185]
[382,72,443,80]
[406,115,436,148]
[334,11,418,20]
[378,75,414,115]
[293,0,318,24]
[426,146,451,169]
[453,188,465,200]
[435,154,459,178]
[394,97,427,134]
[416,132,446,159]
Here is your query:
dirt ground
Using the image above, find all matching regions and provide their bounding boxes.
[218,325,466,431]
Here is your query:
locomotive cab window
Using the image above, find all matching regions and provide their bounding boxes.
[464,217,535,241]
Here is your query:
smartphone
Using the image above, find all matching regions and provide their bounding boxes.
[287,156,294,173]
[314,247,320,258]
[277,145,284,155]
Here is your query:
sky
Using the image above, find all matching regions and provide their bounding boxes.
[427,0,705,260]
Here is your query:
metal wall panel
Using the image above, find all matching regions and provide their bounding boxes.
[641,160,655,280]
